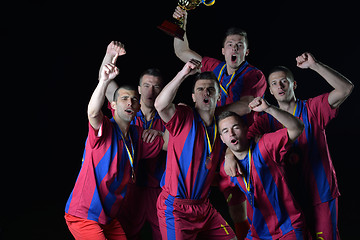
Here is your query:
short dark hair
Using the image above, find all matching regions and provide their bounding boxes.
[139,68,163,86]
[192,71,220,93]
[222,27,249,48]
[217,111,246,133]
[268,66,295,83]
[113,84,139,101]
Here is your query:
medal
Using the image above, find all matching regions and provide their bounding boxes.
[202,116,217,169]
[131,168,136,183]
[119,130,135,183]
[205,156,212,170]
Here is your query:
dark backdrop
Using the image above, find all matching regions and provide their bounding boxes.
[3,1,359,239]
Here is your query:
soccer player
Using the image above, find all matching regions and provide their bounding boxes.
[154,59,237,240]
[64,49,165,239]
[99,41,167,239]
[239,52,353,240]
[172,7,266,119]
[172,8,265,237]
[218,99,310,239]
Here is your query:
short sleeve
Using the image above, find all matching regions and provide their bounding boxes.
[164,105,193,137]
[247,113,272,140]
[306,93,339,129]
[201,56,221,72]
[258,128,291,164]
[241,69,267,98]
[88,116,113,149]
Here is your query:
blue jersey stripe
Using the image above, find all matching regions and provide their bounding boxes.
[177,117,197,198]
[252,145,294,237]
[87,187,104,222]
[300,100,332,203]
[164,194,176,239]
[191,149,208,199]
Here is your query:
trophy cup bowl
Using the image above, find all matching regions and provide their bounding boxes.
[157,0,214,40]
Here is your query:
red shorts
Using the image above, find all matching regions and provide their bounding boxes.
[64,213,127,240]
[307,198,340,240]
[118,184,162,239]
[245,228,309,240]
[157,191,236,240]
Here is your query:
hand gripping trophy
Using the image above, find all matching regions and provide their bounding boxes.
[157,0,215,41]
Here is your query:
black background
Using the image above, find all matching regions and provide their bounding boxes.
[2,1,359,239]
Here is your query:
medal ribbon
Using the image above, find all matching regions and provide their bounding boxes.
[242,147,252,192]
[282,102,298,128]
[141,114,155,129]
[217,64,236,97]
[119,131,135,170]
[202,116,217,157]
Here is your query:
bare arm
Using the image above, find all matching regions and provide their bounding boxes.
[173,7,202,63]
[99,41,126,102]
[215,96,253,116]
[154,59,201,123]
[249,97,304,142]
[88,63,119,130]
[296,52,354,109]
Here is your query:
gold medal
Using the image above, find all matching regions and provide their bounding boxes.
[205,156,212,170]
[131,168,136,183]
[202,116,217,169]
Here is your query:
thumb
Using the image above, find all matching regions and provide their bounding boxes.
[237,163,243,176]
[112,53,119,64]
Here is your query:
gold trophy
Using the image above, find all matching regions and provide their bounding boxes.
[157,0,215,41]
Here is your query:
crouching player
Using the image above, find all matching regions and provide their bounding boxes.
[218,98,310,239]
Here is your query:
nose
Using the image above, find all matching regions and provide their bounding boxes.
[205,88,210,96]
[279,81,285,89]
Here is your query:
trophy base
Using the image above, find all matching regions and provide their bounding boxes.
[157,20,185,41]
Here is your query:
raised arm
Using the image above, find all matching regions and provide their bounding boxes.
[249,97,304,142]
[154,59,201,123]
[88,61,119,130]
[215,96,253,116]
[296,52,354,109]
[173,7,203,63]
[99,41,126,102]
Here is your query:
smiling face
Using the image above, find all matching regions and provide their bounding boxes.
[111,88,140,123]
[268,71,297,103]
[192,79,220,111]
[138,74,162,108]
[222,34,249,72]
[219,115,248,153]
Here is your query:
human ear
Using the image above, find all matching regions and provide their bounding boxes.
[111,101,116,110]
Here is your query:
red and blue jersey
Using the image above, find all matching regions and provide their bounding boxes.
[65,116,164,224]
[131,110,166,188]
[160,105,227,200]
[248,93,340,206]
[201,57,267,106]
[221,129,306,239]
